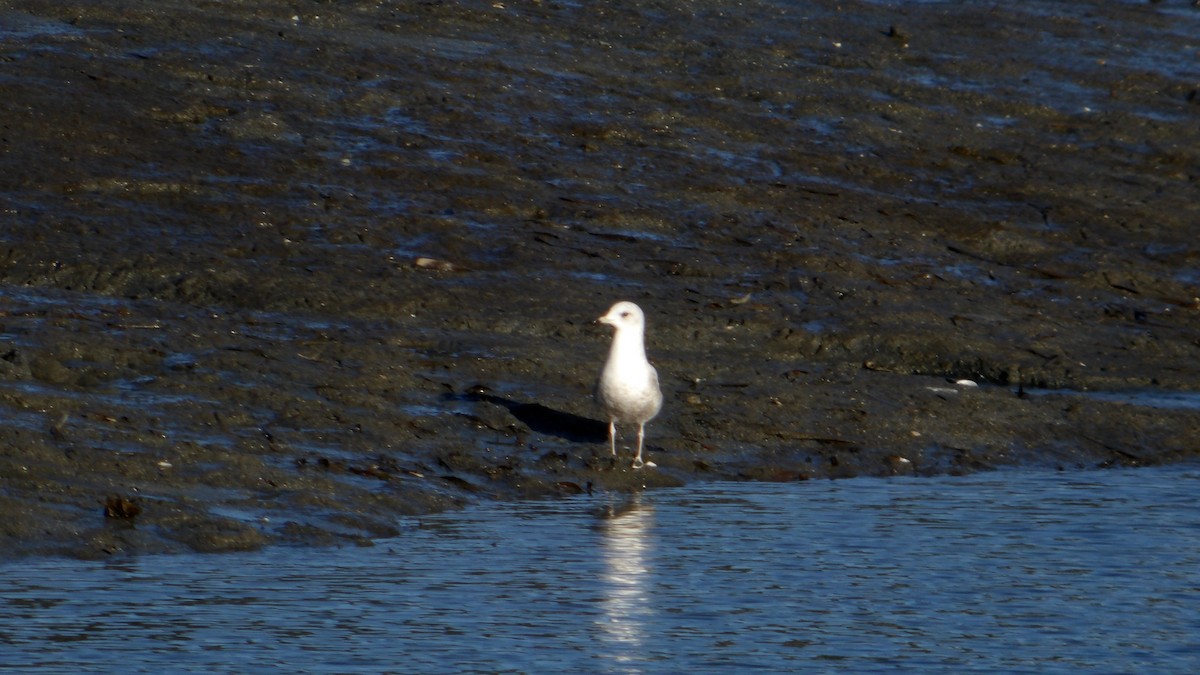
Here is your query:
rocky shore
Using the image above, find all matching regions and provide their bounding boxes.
[1,0,1198,558]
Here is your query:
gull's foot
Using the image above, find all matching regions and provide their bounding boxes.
[632,458,656,469]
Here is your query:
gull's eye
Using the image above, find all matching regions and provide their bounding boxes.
[620,311,631,318]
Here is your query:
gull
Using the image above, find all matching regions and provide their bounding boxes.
[595,301,663,469]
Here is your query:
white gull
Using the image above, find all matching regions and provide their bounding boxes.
[595,301,663,469]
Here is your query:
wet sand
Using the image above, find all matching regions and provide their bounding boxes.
[1,0,1198,558]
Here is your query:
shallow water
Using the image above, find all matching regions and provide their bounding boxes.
[2,466,1198,672]
[1023,387,1200,412]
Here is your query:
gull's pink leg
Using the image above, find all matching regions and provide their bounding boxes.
[632,423,646,469]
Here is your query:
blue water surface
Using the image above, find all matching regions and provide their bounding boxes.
[1,465,1197,673]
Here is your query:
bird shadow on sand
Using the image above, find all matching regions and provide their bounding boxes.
[458,389,609,443]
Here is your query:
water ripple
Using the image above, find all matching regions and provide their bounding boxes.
[1,465,1197,672]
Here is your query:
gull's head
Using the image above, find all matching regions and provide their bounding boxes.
[598,301,646,332]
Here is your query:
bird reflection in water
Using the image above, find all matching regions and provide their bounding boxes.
[597,494,656,666]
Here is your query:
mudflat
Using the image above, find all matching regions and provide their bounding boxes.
[2,0,1198,558]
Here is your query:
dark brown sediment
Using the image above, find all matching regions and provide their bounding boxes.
[1,0,1198,558]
